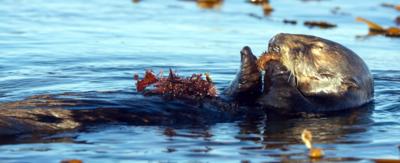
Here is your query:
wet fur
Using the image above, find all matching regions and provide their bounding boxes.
[223,46,262,103]
[226,33,374,114]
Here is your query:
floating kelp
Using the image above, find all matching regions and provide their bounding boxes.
[304,21,337,28]
[301,0,327,2]
[301,129,325,158]
[381,3,400,11]
[61,159,83,163]
[247,0,268,5]
[262,2,273,16]
[134,69,217,99]
[196,0,223,9]
[283,19,297,25]
[356,17,385,32]
[356,17,400,37]
[386,27,400,37]
[373,159,400,163]
[247,0,273,16]
[381,3,395,8]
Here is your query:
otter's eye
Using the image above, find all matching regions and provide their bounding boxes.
[273,46,280,53]
[268,44,280,54]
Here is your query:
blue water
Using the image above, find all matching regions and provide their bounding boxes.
[0,0,400,162]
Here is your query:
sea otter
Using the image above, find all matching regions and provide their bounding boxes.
[225,33,374,115]
[0,33,374,136]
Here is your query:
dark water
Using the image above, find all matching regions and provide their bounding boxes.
[1,0,400,162]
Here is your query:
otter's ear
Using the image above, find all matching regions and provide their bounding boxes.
[343,78,360,89]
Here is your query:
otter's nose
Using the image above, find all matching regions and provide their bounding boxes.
[240,46,258,71]
[241,46,252,57]
[240,46,255,62]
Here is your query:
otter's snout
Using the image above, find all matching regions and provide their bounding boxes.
[240,46,257,63]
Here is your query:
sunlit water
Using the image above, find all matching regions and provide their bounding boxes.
[0,0,400,162]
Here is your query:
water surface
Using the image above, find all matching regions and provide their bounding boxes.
[0,0,400,162]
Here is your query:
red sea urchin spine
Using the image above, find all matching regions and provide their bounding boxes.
[135,70,158,92]
[134,69,217,99]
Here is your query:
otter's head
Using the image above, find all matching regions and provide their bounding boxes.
[256,33,373,114]
[261,33,369,96]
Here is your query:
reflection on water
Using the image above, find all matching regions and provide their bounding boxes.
[1,0,400,162]
[0,101,376,162]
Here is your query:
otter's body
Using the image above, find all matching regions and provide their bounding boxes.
[0,33,374,136]
[226,33,374,115]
